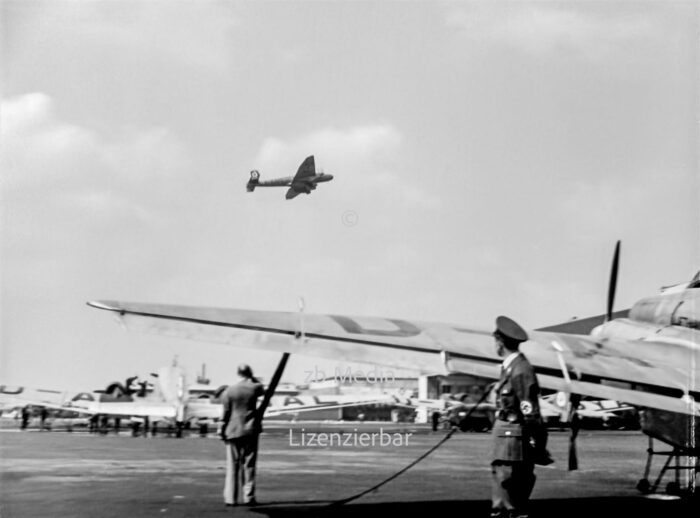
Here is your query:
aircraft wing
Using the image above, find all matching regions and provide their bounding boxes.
[265,397,399,417]
[186,395,400,420]
[536,310,629,335]
[285,187,301,200]
[66,400,178,419]
[87,301,700,417]
[0,386,78,410]
[293,155,316,180]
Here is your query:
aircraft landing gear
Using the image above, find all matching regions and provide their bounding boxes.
[637,436,698,497]
[636,478,651,494]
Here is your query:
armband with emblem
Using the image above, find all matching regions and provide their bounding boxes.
[520,400,534,417]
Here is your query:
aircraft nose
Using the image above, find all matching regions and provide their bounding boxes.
[327,174,334,180]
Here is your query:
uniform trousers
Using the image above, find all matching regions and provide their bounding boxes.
[491,460,536,514]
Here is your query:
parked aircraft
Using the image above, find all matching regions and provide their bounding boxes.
[2,364,397,435]
[246,155,333,199]
[88,243,699,495]
[400,391,637,431]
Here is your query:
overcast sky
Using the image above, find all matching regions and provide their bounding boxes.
[1,0,698,391]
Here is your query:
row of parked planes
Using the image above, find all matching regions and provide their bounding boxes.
[0,362,639,433]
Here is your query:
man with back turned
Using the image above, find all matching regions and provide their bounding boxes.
[220,364,265,507]
[490,316,552,518]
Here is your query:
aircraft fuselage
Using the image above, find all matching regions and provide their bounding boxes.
[252,173,334,188]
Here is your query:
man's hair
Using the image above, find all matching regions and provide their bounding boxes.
[237,364,254,379]
[494,331,521,351]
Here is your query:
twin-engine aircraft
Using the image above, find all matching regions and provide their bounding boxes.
[246,155,333,199]
[88,244,699,495]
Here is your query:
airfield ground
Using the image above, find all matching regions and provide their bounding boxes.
[1,422,695,517]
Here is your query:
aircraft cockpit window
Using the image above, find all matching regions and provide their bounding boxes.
[687,271,700,289]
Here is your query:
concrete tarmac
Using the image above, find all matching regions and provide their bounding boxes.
[1,423,695,517]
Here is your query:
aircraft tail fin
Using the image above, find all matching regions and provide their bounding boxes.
[246,170,260,192]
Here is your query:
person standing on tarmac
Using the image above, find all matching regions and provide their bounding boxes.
[220,364,265,507]
[39,407,49,431]
[490,316,552,518]
[20,406,30,430]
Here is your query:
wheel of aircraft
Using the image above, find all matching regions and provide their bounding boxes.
[666,481,680,495]
[636,478,652,494]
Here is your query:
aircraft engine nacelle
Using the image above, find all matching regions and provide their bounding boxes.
[591,318,663,342]
[629,290,700,329]
[639,408,700,451]
[100,382,134,402]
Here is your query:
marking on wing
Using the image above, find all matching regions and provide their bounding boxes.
[329,316,422,337]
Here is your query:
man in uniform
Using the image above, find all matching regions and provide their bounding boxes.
[490,316,552,518]
[221,364,265,507]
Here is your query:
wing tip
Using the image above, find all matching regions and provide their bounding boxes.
[87,300,122,312]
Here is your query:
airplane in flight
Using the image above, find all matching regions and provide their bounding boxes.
[88,243,699,495]
[246,155,333,199]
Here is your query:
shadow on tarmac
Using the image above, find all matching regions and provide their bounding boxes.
[246,496,696,517]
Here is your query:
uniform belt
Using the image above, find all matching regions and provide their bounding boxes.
[496,410,520,423]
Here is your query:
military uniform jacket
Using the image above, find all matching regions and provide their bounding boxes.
[492,352,543,463]
[221,379,265,440]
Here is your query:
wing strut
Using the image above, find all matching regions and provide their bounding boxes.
[256,353,290,427]
[551,339,579,470]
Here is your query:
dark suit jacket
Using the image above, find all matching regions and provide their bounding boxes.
[221,378,265,440]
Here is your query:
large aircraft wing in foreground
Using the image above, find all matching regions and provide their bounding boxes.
[86,299,699,417]
[88,253,700,495]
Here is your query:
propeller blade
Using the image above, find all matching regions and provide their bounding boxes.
[606,240,621,322]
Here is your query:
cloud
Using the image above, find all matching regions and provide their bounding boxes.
[11,1,239,74]
[445,4,658,60]
[88,2,237,72]
[374,171,441,210]
[1,91,193,263]
[256,125,403,171]
[2,93,98,191]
